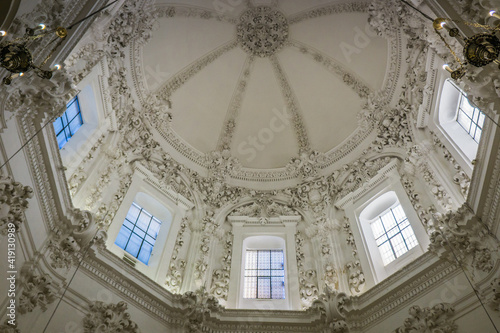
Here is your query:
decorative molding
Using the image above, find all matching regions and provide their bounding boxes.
[295,231,319,309]
[229,197,297,217]
[5,69,77,121]
[345,261,365,296]
[309,288,349,333]
[165,217,188,293]
[178,288,222,333]
[19,272,56,314]
[217,56,254,151]
[269,54,310,152]
[83,301,140,333]
[155,40,239,101]
[155,4,238,24]
[237,7,289,57]
[405,144,453,211]
[288,39,372,99]
[395,303,457,333]
[428,204,497,274]
[288,2,369,25]
[0,321,19,333]
[0,175,33,234]
[489,275,500,314]
[210,231,233,301]
[431,132,471,198]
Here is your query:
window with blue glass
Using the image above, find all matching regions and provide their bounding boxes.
[243,250,285,299]
[53,96,83,149]
[115,202,162,265]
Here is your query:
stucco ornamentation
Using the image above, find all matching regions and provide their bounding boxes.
[5,69,76,120]
[346,261,365,295]
[19,272,56,314]
[210,232,233,301]
[179,288,222,333]
[0,322,20,333]
[237,6,288,57]
[428,204,497,273]
[296,232,320,308]
[165,217,188,293]
[490,276,500,314]
[83,301,140,333]
[0,176,33,234]
[396,303,457,333]
[309,288,350,333]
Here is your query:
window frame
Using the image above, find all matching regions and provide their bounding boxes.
[454,86,485,143]
[369,203,419,266]
[54,96,84,149]
[105,171,183,281]
[243,249,285,299]
[432,76,484,172]
[337,161,430,285]
[115,202,162,265]
[226,217,301,310]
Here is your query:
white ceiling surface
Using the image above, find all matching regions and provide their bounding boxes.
[138,0,389,170]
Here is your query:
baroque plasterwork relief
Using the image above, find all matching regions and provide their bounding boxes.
[12,0,498,330]
[428,204,498,274]
[395,303,457,333]
[0,175,33,234]
[18,271,57,315]
[127,1,403,184]
[237,6,289,57]
[83,301,140,333]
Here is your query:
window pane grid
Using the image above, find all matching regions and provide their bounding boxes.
[371,204,418,265]
[115,203,161,265]
[53,96,83,149]
[453,84,485,143]
[244,250,285,299]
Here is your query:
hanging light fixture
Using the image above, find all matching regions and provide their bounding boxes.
[0,0,118,85]
[399,0,500,80]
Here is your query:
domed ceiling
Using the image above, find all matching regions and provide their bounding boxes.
[130,0,398,181]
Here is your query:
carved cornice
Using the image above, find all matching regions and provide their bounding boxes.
[347,254,458,330]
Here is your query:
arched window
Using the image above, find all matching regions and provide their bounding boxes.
[226,216,301,310]
[437,79,485,162]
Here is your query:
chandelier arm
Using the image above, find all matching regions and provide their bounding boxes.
[37,36,66,68]
[434,28,465,67]
[452,20,500,32]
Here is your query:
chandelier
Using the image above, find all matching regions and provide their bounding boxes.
[0,0,117,85]
[400,0,500,80]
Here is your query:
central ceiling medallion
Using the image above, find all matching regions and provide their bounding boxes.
[237,6,289,57]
